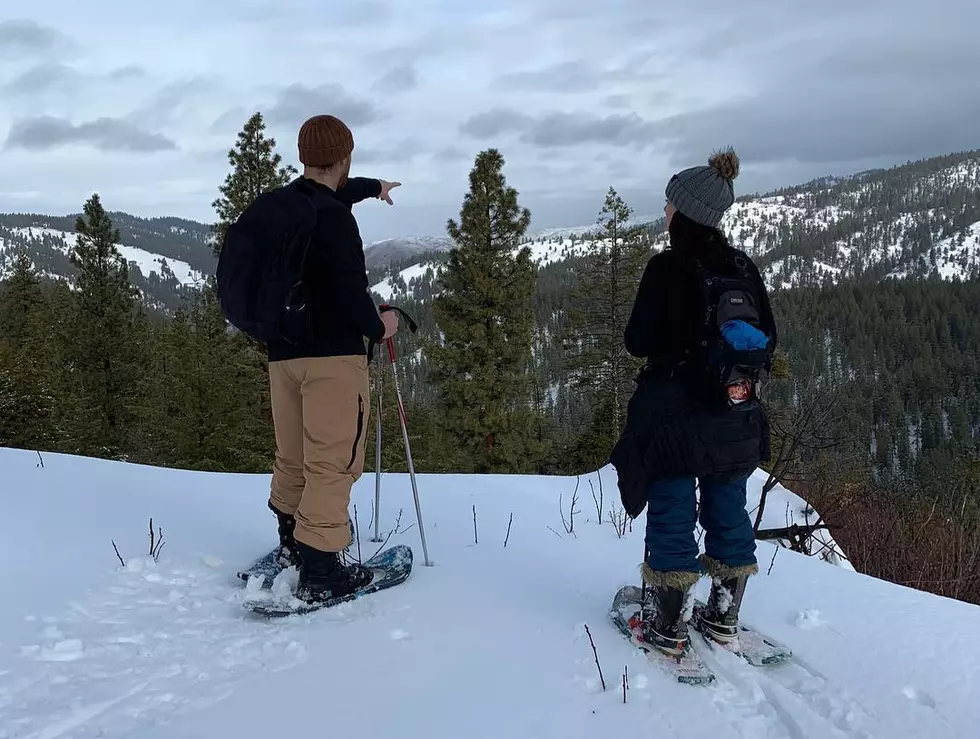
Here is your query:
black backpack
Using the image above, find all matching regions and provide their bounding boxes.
[216,181,331,346]
[688,252,773,405]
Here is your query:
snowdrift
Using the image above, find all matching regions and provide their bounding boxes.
[1,447,977,739]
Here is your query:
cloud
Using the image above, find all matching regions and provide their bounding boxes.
[108,64,146,81]
[372,64,418,94]
[3,63,81,95]
[265,83,380,128]
[126,76,218,128]
[604,94,631,109]
[491,60,638,94]
[434,146,470,162]
[459,108,533,138]
[355,138,427,165]
[5,116,177,153]
[3,62,149,99]
[646,9,980,169]
[460,108,658,148]
[0,19,72,59]
[1,1,976,242]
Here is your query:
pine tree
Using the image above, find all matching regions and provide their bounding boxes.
[141,285,274,471]
[427,148,539,473]
[64,193,144,457]
[563,186,649,450]
[0,251,44,351]
[0,252,59,449]
[210,111,297,255]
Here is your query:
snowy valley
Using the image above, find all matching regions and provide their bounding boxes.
[0,446,977,739]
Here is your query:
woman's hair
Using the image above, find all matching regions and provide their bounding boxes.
[667,208,730,252]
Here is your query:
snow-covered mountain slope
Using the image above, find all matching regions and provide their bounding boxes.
[533,212,663,240]
[0,215,212,312]
[1,226,204,287]
[369,234,599,300]
[370,151,980,300]
[2,446,977,739]
[363,235,453,271]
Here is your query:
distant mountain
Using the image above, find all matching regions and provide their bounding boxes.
[371,149,980,304]
[4,150,979,314]
[0,212,215,312]
[363,235,454,271]
[720,152,980,288]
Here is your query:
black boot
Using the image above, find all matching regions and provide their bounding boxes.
[695,554,758,645]
[269,502,301,570]
[294,540,373,603]
[638,564,700,657]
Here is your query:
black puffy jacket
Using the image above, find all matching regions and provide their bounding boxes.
[610,232,776,519]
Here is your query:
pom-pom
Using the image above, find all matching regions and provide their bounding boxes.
[708,147,740,180]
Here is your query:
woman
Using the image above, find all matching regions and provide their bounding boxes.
[610,148,777,657]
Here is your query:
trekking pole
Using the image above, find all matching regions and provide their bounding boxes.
[371,348,384,542]
[380,304,432,567]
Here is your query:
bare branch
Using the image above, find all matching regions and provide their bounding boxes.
[560,478,581,536]
[590,476,604,525]
[111,539,125,567]
[371,507,404,558]
[148,518,165,561]
[584,624,606,691]
[766,546,779,576]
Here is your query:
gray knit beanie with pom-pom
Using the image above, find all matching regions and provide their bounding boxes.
[664,148,740,228]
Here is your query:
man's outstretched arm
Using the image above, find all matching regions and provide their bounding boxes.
[335,178,401,206]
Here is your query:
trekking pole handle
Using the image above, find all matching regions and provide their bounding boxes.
[379,304,419,333]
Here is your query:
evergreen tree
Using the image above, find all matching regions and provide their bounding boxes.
[63,193,145,457]
[210,111,297,255]
[0,253,59,449]
[140,285,273,471]
[427,149,538,473]
[563,186,649,451]
[0,251,44,350]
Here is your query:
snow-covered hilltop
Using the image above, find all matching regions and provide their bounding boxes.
[363,235,454,271]
[1,446,977,738]
[0,213,212,312]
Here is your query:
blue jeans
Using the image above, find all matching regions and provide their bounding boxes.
[644,475,757,573]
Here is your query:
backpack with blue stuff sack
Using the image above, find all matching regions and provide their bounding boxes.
[689,252,773,407]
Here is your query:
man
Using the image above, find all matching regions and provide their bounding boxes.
[266,113,401,603]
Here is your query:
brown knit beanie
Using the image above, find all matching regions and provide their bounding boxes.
[297,114,353,167]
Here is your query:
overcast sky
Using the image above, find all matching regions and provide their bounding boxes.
[1,0,977,242]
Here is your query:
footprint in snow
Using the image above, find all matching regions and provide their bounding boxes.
[794,609,827,629]
[902,685,938,709]
[35,639,85,662]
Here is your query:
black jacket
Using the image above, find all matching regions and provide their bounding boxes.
[610,238,776,519]
[266,176,386,362]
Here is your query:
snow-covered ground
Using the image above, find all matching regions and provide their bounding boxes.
[371,261,439,302]
[1,446,977,739]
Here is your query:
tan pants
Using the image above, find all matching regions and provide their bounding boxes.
[268,355,370,552]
